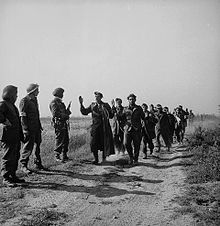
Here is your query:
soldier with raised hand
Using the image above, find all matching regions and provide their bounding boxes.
[79,91,115,165]
[0,85,25,187]
[19,83,45,174]
[123,94,145,166]
[49,88,71,162]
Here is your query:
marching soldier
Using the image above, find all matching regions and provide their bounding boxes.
[155,104,172,152]
[123,94,145,165]
[49,88,71,162]
[163,106,176,144]
[141,103,157,159]
[79,91,115,165]
[0,85,25,187]
[19,83,45,174]
[111,98,125,154]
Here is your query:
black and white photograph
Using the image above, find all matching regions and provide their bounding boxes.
[0,0,220,225]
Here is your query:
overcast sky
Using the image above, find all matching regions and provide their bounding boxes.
[0,0,219,116]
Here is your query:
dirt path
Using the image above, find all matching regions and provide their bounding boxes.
[1,142,197,226]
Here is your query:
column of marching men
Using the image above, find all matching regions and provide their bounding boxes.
[0,84,193,187]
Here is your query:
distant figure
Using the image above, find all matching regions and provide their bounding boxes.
[163,106,176,144]
[141,103,157,159]
[178,105,187,133]
[112,98,125,154]
[0,85,25,187]
[149,104,156,114]
[188,110,195,126]
[19,83,45,174]
[123,94,145,165]
[174,107,186,143]
[185,108,189,127]
[155,104,171,152]
[79,91,115,165]
[49,88,71,162]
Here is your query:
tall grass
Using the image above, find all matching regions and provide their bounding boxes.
[175,122,220,225]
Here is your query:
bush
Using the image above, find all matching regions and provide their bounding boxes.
[187,127,220,184]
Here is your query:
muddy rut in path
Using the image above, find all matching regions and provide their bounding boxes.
[3,143,196,226]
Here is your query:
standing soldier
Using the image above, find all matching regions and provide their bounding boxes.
[174,106,186,144]
[155,104,171,152]
[123,94,145,166]
[111,98,125,155]
[19,83,44,174]
[79,92,115,165]
[141,103,157,159]
[0,85,25,187]
[49,88,71,162]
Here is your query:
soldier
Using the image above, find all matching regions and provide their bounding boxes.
[79,92,115,165]
[123,94,145,165]
[0,85,25,187]
[19,83,45,174]
[141,103,157,159]
[174,106,186,143]
[155,104,171,152]
[149,104,156,114]
[111,98,125,155]
[49,88,71,162]
[163,106,176,144]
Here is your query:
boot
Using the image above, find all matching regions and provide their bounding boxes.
[92,152,99,165]
[11,175,26,183]
[143,154,147,159]
[34,158,46,170]
[62,152,69,163]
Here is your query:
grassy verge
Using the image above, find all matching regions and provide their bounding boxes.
[175,124,220,225]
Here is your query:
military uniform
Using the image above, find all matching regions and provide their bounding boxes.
[155,106,172,152]
[0,85,25,186]
[142,110,157,157]
[123,104,145,164]
[49,96,71,161]
[112,105,125,153]
[19,84,43,171]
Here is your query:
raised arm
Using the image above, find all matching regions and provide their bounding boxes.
[79,96,92,115]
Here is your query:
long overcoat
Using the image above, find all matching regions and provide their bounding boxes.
[80,102,115,156]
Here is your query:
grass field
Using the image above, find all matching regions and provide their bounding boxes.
[0,117,93,180]
[175,116,220,226]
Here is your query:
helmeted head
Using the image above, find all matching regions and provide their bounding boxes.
[26,83,39,96]
[52,87,64,98]
[2,85,18,104]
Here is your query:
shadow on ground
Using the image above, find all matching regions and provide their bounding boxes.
[23,181,156,198]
